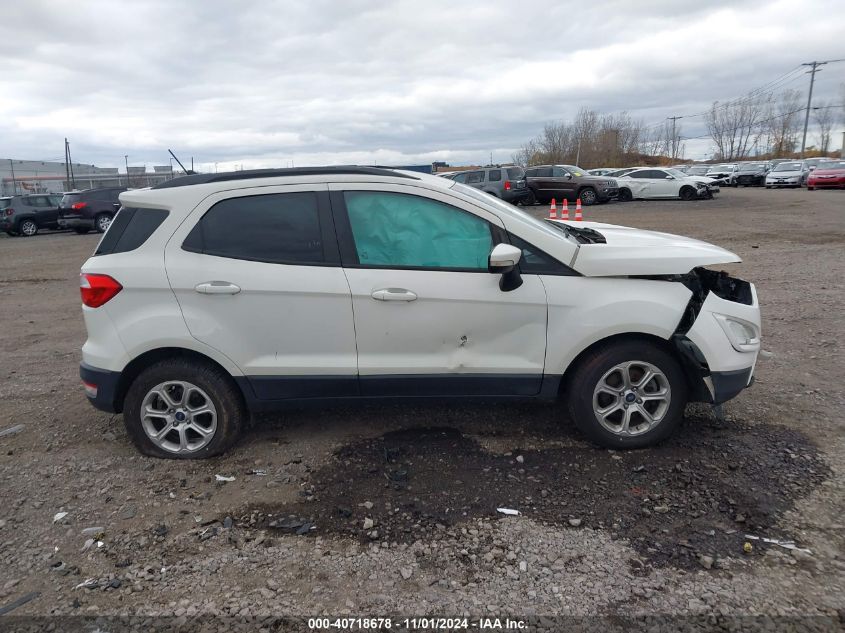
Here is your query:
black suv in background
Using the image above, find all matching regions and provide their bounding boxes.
[449,166,531,204]
[730,162,769,187]
[58,187,126,234]
[0,194,63,236]
[524,165,618,205]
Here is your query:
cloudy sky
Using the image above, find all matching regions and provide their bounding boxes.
[3,0,844,171]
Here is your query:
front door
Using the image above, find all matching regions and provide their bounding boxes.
[329,184,548,397]
[164,185,358,400]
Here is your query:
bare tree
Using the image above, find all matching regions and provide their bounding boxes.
[705,94,765,160]
[813,103,835,154]
[768,89,803,156]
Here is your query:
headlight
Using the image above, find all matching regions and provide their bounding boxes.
[714,314,760,352]
[694,181,707,188]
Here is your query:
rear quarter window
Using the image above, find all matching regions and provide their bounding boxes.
[94,207,169,255]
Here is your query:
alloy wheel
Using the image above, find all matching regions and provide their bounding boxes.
[592,361,671,437]
[140,381,218,454]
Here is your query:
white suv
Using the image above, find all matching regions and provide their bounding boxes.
[78,167,761,459]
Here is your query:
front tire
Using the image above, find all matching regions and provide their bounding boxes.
[566,340,687,449]
[123,358,246,459]
[578,187,598,206]
[94,213,113,233]
[679,186,697,201]
[19,219,38,236]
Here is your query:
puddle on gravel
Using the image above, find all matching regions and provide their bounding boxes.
[240,416,828,569]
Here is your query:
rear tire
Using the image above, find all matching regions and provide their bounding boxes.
[565,340,687,449]
[618,188,633,202]
[4,231,16,237]
[94,213,113,233]
[19,219,38,236]
[679,186,696,201]
[73,228,90,234]
[123,358,246,459]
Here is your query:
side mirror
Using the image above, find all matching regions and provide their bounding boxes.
[565,173,573,180]
[489,243,523,292]
[665,175,674,180]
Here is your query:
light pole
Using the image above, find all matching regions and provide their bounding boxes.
[124,155,129,187]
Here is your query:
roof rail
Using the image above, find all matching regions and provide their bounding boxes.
[150,166,418,189]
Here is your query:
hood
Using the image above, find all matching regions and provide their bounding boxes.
[548,220,741,276]
[768,169,802,177]
[811,167,845,176]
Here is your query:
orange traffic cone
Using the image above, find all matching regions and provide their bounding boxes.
[549,198,557,219]
[561,199,569,220]
[574,198,583,221]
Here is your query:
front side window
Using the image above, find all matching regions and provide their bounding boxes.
[343,191,492,270]
[183,192,323,264]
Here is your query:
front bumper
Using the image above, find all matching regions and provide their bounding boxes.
[598,187,619,201]
[766,178,800,187]
[808,176,845,188]
[0,218,12,231]
[734,175,765,186]
[80,362,121,413]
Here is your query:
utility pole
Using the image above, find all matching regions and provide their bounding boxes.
[667,116,682,161]
[9,159,17,195]
[800,59,845,158]
[124,155,129,187]
[64,138,71,190]
[67,142,76,189]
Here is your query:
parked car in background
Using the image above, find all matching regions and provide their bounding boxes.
[524,165,618,205]
[765,161,807,188]
[450,166,531,205]
[77,166,760,457]
[807,160,845,190]
[58,187,126,233]
[684,165,713,178]
[616,168,713,201]
[704,164,735,185]
[607,168,637,178]
[588,168,617,176]
[0,193,63,236]
[803,157,835,173]
[730,162,769,187]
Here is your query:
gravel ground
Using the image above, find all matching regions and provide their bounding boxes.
[0,187,843,630]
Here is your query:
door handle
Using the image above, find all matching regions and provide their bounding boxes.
[194,281,241,295]
[371,288,417,302]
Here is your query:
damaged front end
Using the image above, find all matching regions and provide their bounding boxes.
[667,268,761,405]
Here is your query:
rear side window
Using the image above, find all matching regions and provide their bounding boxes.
[182,192,323,265]
[487,169,501,182]
[533,167,553,177]
[94,207,169,255]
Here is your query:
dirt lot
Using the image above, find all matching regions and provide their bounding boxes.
[0,187,843,630]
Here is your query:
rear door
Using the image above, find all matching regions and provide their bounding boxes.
[164,185,358,400]
[528,167,554,201]
[28,195,59,226]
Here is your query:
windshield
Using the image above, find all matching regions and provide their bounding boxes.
[817,160,845,170]
[707,165,731,172]
[452,182,572,242]
[773,162,803,172]
[739,163,767,170]
[609,168,636,177]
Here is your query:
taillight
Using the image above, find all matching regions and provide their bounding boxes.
[504,180,512,191]
[3,208,12,216]
[71,202,87,211]
[80,273,122,308]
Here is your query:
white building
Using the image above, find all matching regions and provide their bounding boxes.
[0,159,176,195]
